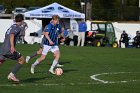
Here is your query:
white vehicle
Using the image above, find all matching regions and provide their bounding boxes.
[12,7,27,17]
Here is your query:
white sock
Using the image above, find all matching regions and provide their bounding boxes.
[50,60,58,70]
[32,59,39,66]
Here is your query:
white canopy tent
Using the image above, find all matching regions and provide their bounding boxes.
[24,2,85,19]
[24,3,83,44]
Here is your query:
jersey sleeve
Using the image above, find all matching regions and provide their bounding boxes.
[24,22,28,29]
[6,25,18,35]
[44,24,52,33]
[58,25,62,33]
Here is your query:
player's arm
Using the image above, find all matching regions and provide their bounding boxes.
[24,26,28,31]
[25,23,28,31]
[43,24,54,45]
[10,34,15,53]
[44,32,54,45]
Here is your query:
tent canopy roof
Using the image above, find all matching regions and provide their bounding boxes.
[25,2,85,19]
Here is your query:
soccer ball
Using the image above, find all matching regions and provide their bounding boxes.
[55,68,63,76]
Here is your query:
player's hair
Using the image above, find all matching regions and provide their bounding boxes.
[52,15,60,20]
[15,14,24,22]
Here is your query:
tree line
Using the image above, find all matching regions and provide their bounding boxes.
[0,0,139,21]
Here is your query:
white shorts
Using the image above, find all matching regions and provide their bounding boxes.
[42,45,59,55]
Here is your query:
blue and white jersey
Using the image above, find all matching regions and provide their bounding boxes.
[43,23,61,46]
[78,22,87,32]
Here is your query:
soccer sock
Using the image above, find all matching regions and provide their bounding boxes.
[32,59,39,66]
[50,59,58,70]
[11,63,22,75]
[30,52,37,59]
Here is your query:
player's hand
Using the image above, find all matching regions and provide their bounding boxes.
[10,46,16,54]
[60,39,65,42]
[49,40,54,45]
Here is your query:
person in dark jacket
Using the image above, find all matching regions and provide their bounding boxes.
[119,30,129,48]
[133,31,140,48]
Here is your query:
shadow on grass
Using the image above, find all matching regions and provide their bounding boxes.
[7,77,48,84]
[21,77,47,83]
[60,61,71,65]
[47,61,71,65]
[63,68,78,73]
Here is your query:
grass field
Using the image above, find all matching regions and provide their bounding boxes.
[0,44,140,93]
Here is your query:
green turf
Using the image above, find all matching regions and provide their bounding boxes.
[0,44,140,93]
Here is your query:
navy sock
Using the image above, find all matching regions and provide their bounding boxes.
[30,52,37,59]
[11,63,22,75]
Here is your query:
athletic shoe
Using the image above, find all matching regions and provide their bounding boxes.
[56,64,63,67]
[8,72,19,82]
[31,64,35,74]
[26,56,30,63]
[49,69,55,74]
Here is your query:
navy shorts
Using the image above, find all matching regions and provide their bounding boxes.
[3,51,22,60]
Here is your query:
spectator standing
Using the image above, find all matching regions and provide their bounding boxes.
[119,30,129,48]
[58,27,67,45]
[77,19,87,47]
[133,31,140,48]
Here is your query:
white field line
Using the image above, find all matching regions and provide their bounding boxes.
[0,72,139,87]
[90,72,140,84]
[0,82,101,87]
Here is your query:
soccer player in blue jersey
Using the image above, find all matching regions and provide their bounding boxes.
[30,15,63,74]
[0,14,25,82]
[25,31,63,67]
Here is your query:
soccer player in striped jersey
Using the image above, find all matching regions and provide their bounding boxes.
[25,32,63,67]
[30,15,63,74]
[0,14,25,82]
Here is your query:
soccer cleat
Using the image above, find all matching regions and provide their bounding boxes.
[49,69,55,74]
[8,73,19,82]
[30,64,35,74]
[56,64,63,67]
[26,56,30,63]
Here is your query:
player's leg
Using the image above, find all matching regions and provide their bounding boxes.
[51,46,63,68]
[30,45,50,74]
[0,55,6,65]
[6,52,25,82]
[26,48,42,63]
[31,54,46,74]
[55,51,63,67]
[49,46,60,74]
